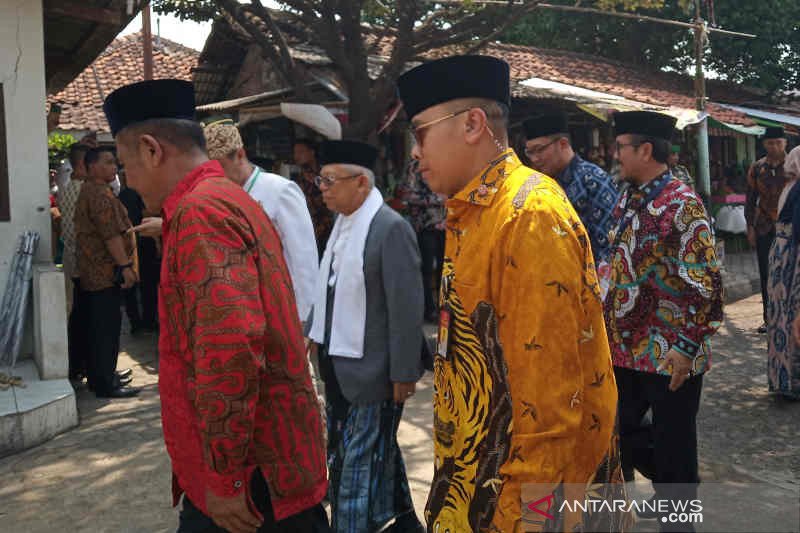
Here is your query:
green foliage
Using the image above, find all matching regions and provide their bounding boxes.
[47,132,76,170]
[151,0,219,21]
[502,0,800,94]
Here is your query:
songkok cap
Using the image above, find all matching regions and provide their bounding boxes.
[613,111,676,141]
[202,117,244,160]
[319,140,378,170]
[763,126,785,140]
[103,79,195,136]
[523,111,569,140]
[397,55,510,119]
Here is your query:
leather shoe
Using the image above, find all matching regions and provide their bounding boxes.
[113,375,133,388]
[116,368,133,379]
[97,386,141,399]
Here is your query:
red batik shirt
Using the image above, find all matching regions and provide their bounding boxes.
[158,160,327,520]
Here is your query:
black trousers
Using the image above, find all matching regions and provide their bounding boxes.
[417,229,445,317]
[615,367,703,532]
[67,278,89,379]
[756,230,775,323]
[177,470,330,533]
[124,239,160,329]
[85,286,122,396]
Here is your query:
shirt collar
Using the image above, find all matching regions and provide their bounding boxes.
[243,165,262,193]
[161,160,226,227]
[557,154,582,186]
[451,149,521,207]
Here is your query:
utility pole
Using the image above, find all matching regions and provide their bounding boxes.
[693,2,711,202]
[142,2,154,81]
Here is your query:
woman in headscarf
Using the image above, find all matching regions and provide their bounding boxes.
[768,145,800,399]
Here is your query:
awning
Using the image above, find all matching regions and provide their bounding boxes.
[716,103,800,129]
[519,77,707,129]
[709,117,765,136]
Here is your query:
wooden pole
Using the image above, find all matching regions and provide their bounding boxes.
[142,2,154,81]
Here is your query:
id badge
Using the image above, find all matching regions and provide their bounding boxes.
[436,303,452,359]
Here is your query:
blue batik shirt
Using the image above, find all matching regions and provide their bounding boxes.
[557,155,620,262]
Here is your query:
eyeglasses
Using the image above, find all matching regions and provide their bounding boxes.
[524,138,559,159]
[613,141,642,154]
[314,173,362,188]
[409,108,473,146]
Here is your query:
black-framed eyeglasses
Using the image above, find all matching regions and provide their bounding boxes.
[524,138,560,159]
[613,141,642,154]
[409,108,473,146]
[314,173,362,188]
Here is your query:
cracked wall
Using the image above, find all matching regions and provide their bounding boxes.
[0,0,53,357]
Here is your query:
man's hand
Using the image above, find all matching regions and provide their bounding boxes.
[393,381,416,404]
[205,489,263,533]
[130,216,163,238]
[747,227,757,248]
[121,266,138,290]
[657,349,695,392]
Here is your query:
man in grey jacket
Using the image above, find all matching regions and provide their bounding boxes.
[307,140,425,533]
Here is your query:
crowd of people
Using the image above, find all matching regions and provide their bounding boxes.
[41,51,798,533]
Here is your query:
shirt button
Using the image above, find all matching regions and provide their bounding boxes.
[234,480,242,489]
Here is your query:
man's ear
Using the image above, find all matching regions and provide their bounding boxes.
[237,147,247,162]
[464,107,488,146]
[639,141,654,162]
[138,134,165,169]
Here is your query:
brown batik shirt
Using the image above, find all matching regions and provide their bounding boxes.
[74,180,133,291]
[746,156,787,236]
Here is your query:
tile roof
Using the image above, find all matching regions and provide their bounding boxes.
[478,42,757,126]
[49,31,200,133]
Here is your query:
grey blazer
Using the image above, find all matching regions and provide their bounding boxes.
[308,204,425,404]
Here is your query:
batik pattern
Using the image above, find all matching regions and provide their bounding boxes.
[766,210,800,398]
[604,174,723,376]
[159,161,327,521]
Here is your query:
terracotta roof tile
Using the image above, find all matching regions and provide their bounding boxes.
[49,31,200,133]
[480,42,756,126]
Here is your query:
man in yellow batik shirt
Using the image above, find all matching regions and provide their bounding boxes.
[397,55,626,533]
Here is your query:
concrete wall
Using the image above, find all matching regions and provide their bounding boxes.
[0,1,53,292]
[0,1,57,365]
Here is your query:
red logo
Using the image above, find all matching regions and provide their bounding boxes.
[526,493,556,520]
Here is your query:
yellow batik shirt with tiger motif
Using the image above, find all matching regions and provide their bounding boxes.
[426,150,621,533]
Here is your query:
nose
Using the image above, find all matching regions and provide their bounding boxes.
[410,141,421,161]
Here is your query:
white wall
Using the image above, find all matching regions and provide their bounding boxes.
[0,1,52,292]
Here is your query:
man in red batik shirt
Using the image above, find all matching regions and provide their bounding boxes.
[105,80,328,533]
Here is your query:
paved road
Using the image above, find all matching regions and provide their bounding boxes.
[0,295,797,532]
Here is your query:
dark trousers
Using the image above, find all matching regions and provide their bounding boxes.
[615,367,703,532]
[177,470,330,533]
[124,241,160,329]
[67,278,89,379]
[418,229,445,317]
[756,230,775,323]
[85,286,122,396]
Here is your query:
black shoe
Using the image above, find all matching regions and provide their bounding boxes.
[97,386,141,399]
[758,323,768,334]
[116,368,132,379]
[113,375,133,388]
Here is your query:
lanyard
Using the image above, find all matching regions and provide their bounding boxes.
[244,166,262,193]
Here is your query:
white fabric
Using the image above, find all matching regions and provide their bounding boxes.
[309,187,384,359]
[329,216,353,287]
[244,166,319,322]
[715,205,748,234]
[55,160,72,192]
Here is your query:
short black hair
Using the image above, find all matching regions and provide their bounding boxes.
[84,146,116,168]
[293,138,317,151]
[120,118,206,153]
[68,144,90,167]
[630,134,670,164]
